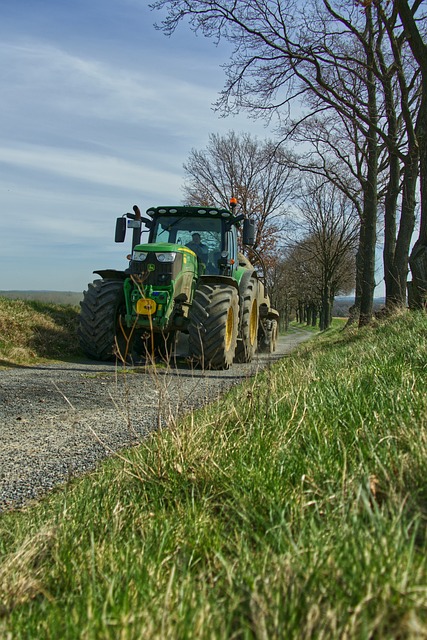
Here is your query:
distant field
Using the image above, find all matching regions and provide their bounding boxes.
[0,290,83,305]
[0,291,387,317]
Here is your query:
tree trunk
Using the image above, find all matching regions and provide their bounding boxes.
[395,1,427,309]
[409,90,427,308]
[359,171,377,327]
[390,148,418,307]
[329,292,334,327]
[319,282,331,331]
[359,7,378,327]
[409,243,427,308]
[347,227,364,327]
[383,148,399,306]
[282,296,290,332]
[311,305,318,327]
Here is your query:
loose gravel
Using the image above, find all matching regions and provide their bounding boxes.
[0,331,312,512]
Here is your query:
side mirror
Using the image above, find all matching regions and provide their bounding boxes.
[141,217,153,229]
[242,218,256,246]
[115,217,126,243]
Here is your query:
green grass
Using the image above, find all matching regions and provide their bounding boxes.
[0,296,81,366]
[291,317,348,333]
[1,311,427,638]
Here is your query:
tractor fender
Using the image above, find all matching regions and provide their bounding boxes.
[259,303,279,321]
[267,308,280,321]
[198,274,239,292]
[94,269,128,281]
[237,268,258,294]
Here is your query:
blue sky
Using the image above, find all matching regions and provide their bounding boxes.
[0,0,271,291]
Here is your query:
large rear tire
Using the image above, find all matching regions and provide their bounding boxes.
[78,279,130,361]
[235,278,258,363]
[188,283,239,370]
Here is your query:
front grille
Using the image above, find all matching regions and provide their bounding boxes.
[129,254,183,286]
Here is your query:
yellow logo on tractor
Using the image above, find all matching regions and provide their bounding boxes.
[136,298,157,315]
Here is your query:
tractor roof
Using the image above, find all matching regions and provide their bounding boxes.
[146,205,235,220]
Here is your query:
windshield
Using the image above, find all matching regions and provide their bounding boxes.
[151,215,223,273]
[151,215,221,246]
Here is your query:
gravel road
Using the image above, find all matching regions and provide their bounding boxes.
[0,331,311,512]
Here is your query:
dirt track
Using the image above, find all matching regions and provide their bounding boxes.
[0,330,312,512]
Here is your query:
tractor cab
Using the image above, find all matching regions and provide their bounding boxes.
[144,206,242,276]
[148,210,222,274]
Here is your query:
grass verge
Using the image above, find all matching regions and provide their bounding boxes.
[1,310,426,638]
[0,297,80,366]
[290,317,347,333]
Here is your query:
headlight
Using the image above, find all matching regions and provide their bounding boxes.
[132,251,148,262]
[156,252,176,263]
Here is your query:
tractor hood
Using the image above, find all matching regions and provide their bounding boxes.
[129,242,199,283]
[132,242,197,259]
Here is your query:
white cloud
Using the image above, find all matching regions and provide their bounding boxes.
[0,144,182,192]
[0,40,224,133]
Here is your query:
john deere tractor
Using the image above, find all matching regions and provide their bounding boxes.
[78,201,279,369]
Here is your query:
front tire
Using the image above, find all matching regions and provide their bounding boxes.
[78,279,130,361]
[188,283,239,370]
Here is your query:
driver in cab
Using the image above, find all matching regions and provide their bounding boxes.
[186,233,209,263]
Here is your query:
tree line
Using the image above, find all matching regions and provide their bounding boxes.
[151,0,427,328]
[182,131,358,330]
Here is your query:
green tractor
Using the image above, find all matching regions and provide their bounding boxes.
[78,201,279,369]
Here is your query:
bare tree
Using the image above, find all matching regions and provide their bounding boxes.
[357,0,420,309]
[284,1,420,311]
[268,178,357,331]
[182,131,296,253]
[150,0,394,325]
[392,0,427,308]
[296,177,359,328]
[284,113,367,321]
